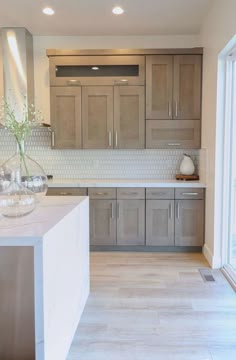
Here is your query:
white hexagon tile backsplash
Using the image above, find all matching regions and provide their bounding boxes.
[0,128,200,179]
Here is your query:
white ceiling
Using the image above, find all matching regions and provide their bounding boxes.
[0,0,213,36]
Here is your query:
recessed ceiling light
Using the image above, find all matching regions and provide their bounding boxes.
[42,7,55,16]
[112,6,124,15]
[91,66,99,70]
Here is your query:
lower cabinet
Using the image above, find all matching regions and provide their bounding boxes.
[47,186,205,248]
[175,199,204,246]
[90,199,117,246]
[89,188,145,246]
[117,199,145,245]
[146,200,174,246]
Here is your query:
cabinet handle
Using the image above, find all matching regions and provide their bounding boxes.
[168,101,172,118]
[51,130,55,148]
[59,192,72,196]
[113,79,129,85]
[181,192,199,196]
[111,203,114,219]
[151,192,165,196]
[175,100,178,117]
[67,79,81,86]
[167,143,181,146]
[108,131,112,147]
[169,203,172,219]
[115,131,118,148]
[176,201,180,219]
[117,202,120,219]
[121,192,138,196]
[94,192,108,196]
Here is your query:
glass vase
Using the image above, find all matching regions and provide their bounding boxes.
[0,140,48,217]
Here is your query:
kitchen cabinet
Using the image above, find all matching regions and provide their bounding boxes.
[50,87,82,149]
[175,188,204,246]
[146,187,204,247]
[82,85,145,149]
[90,199,117,246]
[117,188,145,245]
[146,188,174,246]
[146,54,202,120]
[146,119,201,149]
[82,86,114,149]
[114,86,145,149]
[49,55,145,86]
[89,187,145,246]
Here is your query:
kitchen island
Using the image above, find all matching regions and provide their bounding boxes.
[0,196,90,360]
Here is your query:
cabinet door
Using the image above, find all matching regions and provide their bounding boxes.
[146,120,200,149]
[146,200,174,246]
[117,200,145,245]
[173,55,202,120]
[50,87,82,149]
[114,86,145,149]
[146,55,173,119]
[90,200,116,245]
[82,86,113,149]
[175,200,204,246]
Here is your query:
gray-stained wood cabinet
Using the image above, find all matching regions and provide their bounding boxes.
[82,86,114,149]
[90,199,117,246]
[146,200,175,246]
[146,54,202,120]
[117,199,145,245]
[47,186,205,248]
[50,87,82,149]
[114,86,145,149]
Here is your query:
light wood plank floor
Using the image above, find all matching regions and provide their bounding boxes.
[67,252,236,360]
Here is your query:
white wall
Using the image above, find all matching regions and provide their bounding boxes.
[200,0,236,267]
[33,34,200,122]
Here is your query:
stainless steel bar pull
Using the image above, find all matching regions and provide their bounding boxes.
[167,143,181,146]
[176,202,180,219]
[168,101,172,118]
[111,203,114,219]
[169,203,172,219]
[175,100,178,117]
[108,131,112,147]
[115,131,118,148]
[181,192,199,196]
[51,130,55,148]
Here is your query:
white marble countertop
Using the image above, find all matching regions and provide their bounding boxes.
[0,196,88,245]
[48,178,206,188]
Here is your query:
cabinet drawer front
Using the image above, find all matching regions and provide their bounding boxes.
[47,187,87,196]
[88,188,117,199]
[117,188,145,199]
[146,188,174,199]
[175,188,204,200]
[146,120,201,149]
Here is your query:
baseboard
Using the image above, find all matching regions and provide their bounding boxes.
[91,245,202,252]
[203,243,222,268]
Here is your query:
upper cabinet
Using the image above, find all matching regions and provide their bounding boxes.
[48,49,203,150]
[50,87,82,149]
[146,54,202,120]
[49,55,145,86]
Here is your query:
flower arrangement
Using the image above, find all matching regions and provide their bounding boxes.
[0,96,43,150]
[0,96,43,176]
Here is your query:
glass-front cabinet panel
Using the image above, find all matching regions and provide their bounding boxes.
[49,55,145,86]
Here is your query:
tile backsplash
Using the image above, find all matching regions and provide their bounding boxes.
[0,128,201,179]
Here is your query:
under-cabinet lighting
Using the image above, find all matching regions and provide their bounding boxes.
[42,7,55,16]
[112,6,124,15]
[91,66,99,70]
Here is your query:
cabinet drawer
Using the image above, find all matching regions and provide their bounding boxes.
[47,187,87,196]
[146,188,174,199]
[146,120,201,149]
[175,188,204,200]
[88,188,117,199]
[117,188,145,199]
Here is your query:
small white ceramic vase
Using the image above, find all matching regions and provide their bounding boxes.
[180,154,195,175]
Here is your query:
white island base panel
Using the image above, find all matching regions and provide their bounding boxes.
[0,196,90,360]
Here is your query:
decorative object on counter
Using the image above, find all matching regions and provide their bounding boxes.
[175,174,199,181]
[179,153,195,175]
[0,97,48,217]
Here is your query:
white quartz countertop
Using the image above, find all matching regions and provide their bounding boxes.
[0,196,88,245]
[48,178,206,188]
